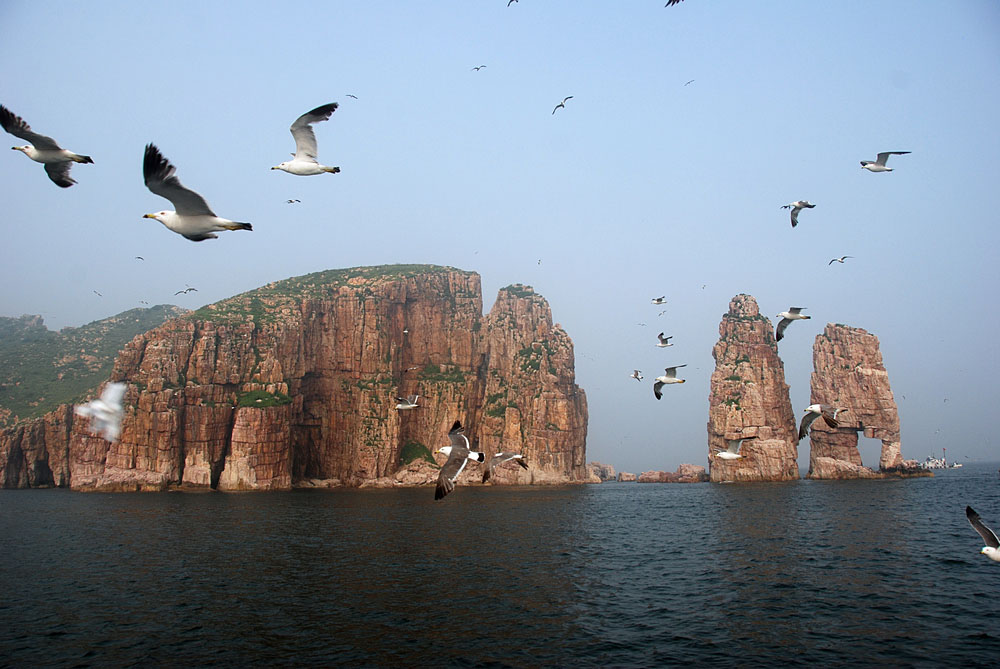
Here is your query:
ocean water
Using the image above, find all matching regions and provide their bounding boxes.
[2,463,999,667]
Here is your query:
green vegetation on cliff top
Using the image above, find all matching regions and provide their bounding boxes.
[0,306,188,427]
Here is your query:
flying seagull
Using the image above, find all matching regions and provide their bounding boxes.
[656,332,673,348]
[174,287,198,295]
[861,151,910,172]
[134,256,144,261]
[472,65,486,71]
[781,201,815,228]
[395,394,419,410]
[482,452,529,483]
[142,144,252,241]
[716,437,753,461]
[775,307,809,342]
[552,96,574,115]
[797,404,848,440]
[653,365,686,399]
[508,0,517,6]
[271,103,341,176]
[93,290,103,297]
[684,79,695,86]
[1,104,94,187]
[345,94,359,99]
[74,382,127,442]
[665,0,684,5]
[651,296,667,305]
[435,420,486,500]
[966,506,1000,562]
[631,369,643,382]
[286,199,301,204]
[829,255,853,265]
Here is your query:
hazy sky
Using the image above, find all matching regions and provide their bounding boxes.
[2,1,998,473]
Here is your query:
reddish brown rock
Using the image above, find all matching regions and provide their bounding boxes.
[806,323,928,479]
[707,295,798,482]
[0,266,589,491]
[618,472,637,482]
[588,462,617,482]
[638,464,708,483]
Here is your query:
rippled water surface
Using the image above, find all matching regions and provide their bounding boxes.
[2,464,999,667]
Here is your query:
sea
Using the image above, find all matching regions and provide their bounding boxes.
[2,462,998,667]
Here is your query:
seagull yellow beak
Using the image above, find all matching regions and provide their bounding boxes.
[270,166,279,170]
[142,213,156,219]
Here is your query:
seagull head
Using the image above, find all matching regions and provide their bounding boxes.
[984,546,999,559]
[12,145,29,153]
[804,404,822,413]
[436,446,453,457]
[143,212,165,222]
[272,162,290,171]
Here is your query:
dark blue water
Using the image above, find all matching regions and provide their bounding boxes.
[2,464,998,667]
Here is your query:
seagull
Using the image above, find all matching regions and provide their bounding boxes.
[174,287,198,295]
[1,104,94,187]
[142,144,252,241]
[781,201,815,228]
[966,506,1000,562]
[665,0,684,5]
[653,365,686,399]
[775,307,809,342]
[552,96,574,115]
[482,452,529,483]
[630,369,643,382]
[684,79,695,86]
[715,437,753,461]
[140,300,149,305]
[345,94,359,99]
[651,296,667,305]
[74,382,127,442]
[797,404,848,440]
[829,255,853,265]
[471,65,486,71]
[656,332,673,348]
[93,290,103,297]
[658,310,667,317]
[271,103,341,176]
[134,256,144,261]
[435,420,486,500]
[508,0,517,6]
[395,394,419,410]
[861,151,910,172]
[286,199,301,204]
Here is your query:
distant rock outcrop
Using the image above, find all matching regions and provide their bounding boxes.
[588,461,617,482]
[618,472,637,482]
[806,323,926,479]
[0,266,589,491]
[638,464,708,483]
[707,295,798,482]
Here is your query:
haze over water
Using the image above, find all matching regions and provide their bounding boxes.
[3,463,998,666]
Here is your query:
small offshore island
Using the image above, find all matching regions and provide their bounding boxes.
[1,270,924,491]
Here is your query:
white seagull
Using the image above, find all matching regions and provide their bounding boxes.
[142,144,252,241]
[1,104,93,187]
[861,151,910,172]
[715,437,753,461]
[435,421,486,500]
[966,506,1000,562]
[395,394,420,410]
[74,382,127,442]
[797,403,848,440]
[829,255,853,265]
[651,296,667,305]
[271,103,341,176]
[482,452,529,483]
[653,365,686,399]
[781,200,815,228]
[552,96,574,115]
[775,307,809,342]
[656,332,673,348]
[631,369,643,382]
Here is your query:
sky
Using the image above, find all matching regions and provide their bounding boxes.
[2,1,999,474]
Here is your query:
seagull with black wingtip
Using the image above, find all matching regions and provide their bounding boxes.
[434,421,485,500]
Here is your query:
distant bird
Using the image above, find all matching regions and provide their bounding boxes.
[139,300,149,305]
[134,256,144,261]
[665,0,684,5]
[404,365,421,372]
[781,200,815,228]
[631,369,643,382]
[395,394,419,410]
[74,382,127,442]
[966,506,1000,562]
[829,255,853,265]
[271,103,341,176]
[142,144,252,241]
[508,0,517,6]
[174,287,197,295]
[482,452,528,483]
[861,151,910,172]
[651,296,667,305]
[403,328,409,335]
[1,104,94,187]
[658,310,667,317]
[716,437,753,461]
[435,421,485,500]
[93,290,103,297]
[345,94,358,99]
[775,307,809,342]
[637,322,647,327]
[552,96,574,115]
[684,79,695,86]
[656,332,673,348]
[653,365,686,399]
[286,199,301,204]
[472,65,486,71]
[797,404,848,440]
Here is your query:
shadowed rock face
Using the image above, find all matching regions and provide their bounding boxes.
[0,266,588,491]
[707,294,798,482]
[806,323,925,479]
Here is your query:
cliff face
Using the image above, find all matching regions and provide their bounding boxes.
[0,266,588,490]
[707,295,798,482]
[806,323,923,479]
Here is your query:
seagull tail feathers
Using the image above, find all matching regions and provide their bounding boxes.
[322,166,341,174]
[225,222,253,231]
[473,451,485,463]
[71,154,94,164]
